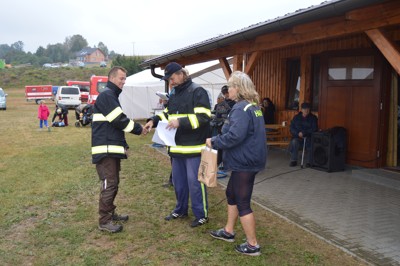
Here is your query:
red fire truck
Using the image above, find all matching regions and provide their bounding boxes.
[88,76,108,104]
[25,85,53,104]
[66,80,90,103]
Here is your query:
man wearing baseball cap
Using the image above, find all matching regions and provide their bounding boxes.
[144,62,211,227]
[288,102,318,167]
[160,62,182,81]
[220,85,235,109]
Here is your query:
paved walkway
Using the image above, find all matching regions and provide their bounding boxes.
[217,147,400,266]
[152,145,400,265]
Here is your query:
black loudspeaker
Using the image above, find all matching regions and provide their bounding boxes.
[311,127,346,172]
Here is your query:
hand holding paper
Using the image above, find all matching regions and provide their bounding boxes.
[166,119,179,130]
[152,120,177,146]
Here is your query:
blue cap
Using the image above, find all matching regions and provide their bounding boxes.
[161,62,182,80]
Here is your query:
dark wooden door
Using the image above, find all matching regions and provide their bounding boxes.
[320,50,382,168]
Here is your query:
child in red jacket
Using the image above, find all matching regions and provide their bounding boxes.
[37,100,50,131]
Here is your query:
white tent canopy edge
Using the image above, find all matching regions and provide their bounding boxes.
[119,60,229,120]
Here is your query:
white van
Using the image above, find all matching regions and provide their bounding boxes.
[55,86,81,108]
[0,88,7,110]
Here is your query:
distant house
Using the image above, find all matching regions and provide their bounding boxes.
[76,47,106,63]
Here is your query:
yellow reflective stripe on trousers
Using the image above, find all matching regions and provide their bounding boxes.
[92,145,125,155]
[188,114,199,129]
[169,144,205,154]
[123,120,134,132]
[106,107,123,122]
[201,183,208,217]
[194,107,211,117]
[92,113,107,122]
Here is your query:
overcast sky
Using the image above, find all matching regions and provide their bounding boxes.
[2,0,324,56]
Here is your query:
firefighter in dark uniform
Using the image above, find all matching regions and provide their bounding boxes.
[144,62,211,227]
[92,66,143,233]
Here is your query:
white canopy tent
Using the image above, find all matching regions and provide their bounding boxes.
[119,60,230,120]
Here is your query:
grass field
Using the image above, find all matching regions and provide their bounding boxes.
[0,88,367,265]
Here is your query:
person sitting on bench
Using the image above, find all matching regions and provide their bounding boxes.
[288,102,318,167]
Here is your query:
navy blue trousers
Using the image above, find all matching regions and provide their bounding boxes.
[171,156,208,219]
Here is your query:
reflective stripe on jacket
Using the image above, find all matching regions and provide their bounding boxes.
[91,81,143,164]
[152,79,211,157]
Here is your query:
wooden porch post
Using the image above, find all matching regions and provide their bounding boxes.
[299,54,312,105]
[218,58,232,81]
[232,55,243,72]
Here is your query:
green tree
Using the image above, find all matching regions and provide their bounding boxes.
[14,52,40,66]
[45,43,68,63]
[64,35,88,53]
[37,56,53,66]
[108,50,117,59]
[0,43,26,64]
[65,35,89,61]
[0,44,12,60]
[35,46,46,57]
[11,41,24,52]
[3,48,25,65]
[97,42,109,56]
[111,55,143,76]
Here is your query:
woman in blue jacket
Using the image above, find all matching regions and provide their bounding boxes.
[206,71,266,256]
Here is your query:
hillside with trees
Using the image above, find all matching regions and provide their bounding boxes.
[0,55,153,89]
[0,67,109,89]
[0,35,156,87]
[0,34,119,67]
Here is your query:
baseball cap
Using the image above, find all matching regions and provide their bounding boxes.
[161,62,182,80]
[301,102,311,109]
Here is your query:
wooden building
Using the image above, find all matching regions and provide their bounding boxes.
[140,0,400,169]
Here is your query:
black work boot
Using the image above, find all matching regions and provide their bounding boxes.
[98,221,123,233]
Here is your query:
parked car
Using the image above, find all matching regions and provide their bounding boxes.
[100,61,107,67]
[55,86,81,108]
[0,88,7,110]
[66,81,89,103]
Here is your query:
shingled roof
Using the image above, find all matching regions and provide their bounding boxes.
[76,47,105,57]
[139,0,385,69]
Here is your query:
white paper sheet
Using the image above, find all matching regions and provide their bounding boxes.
[152,120,177,146]
[156,91,169,100]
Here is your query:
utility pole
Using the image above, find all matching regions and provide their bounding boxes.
[132,42,135,56]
